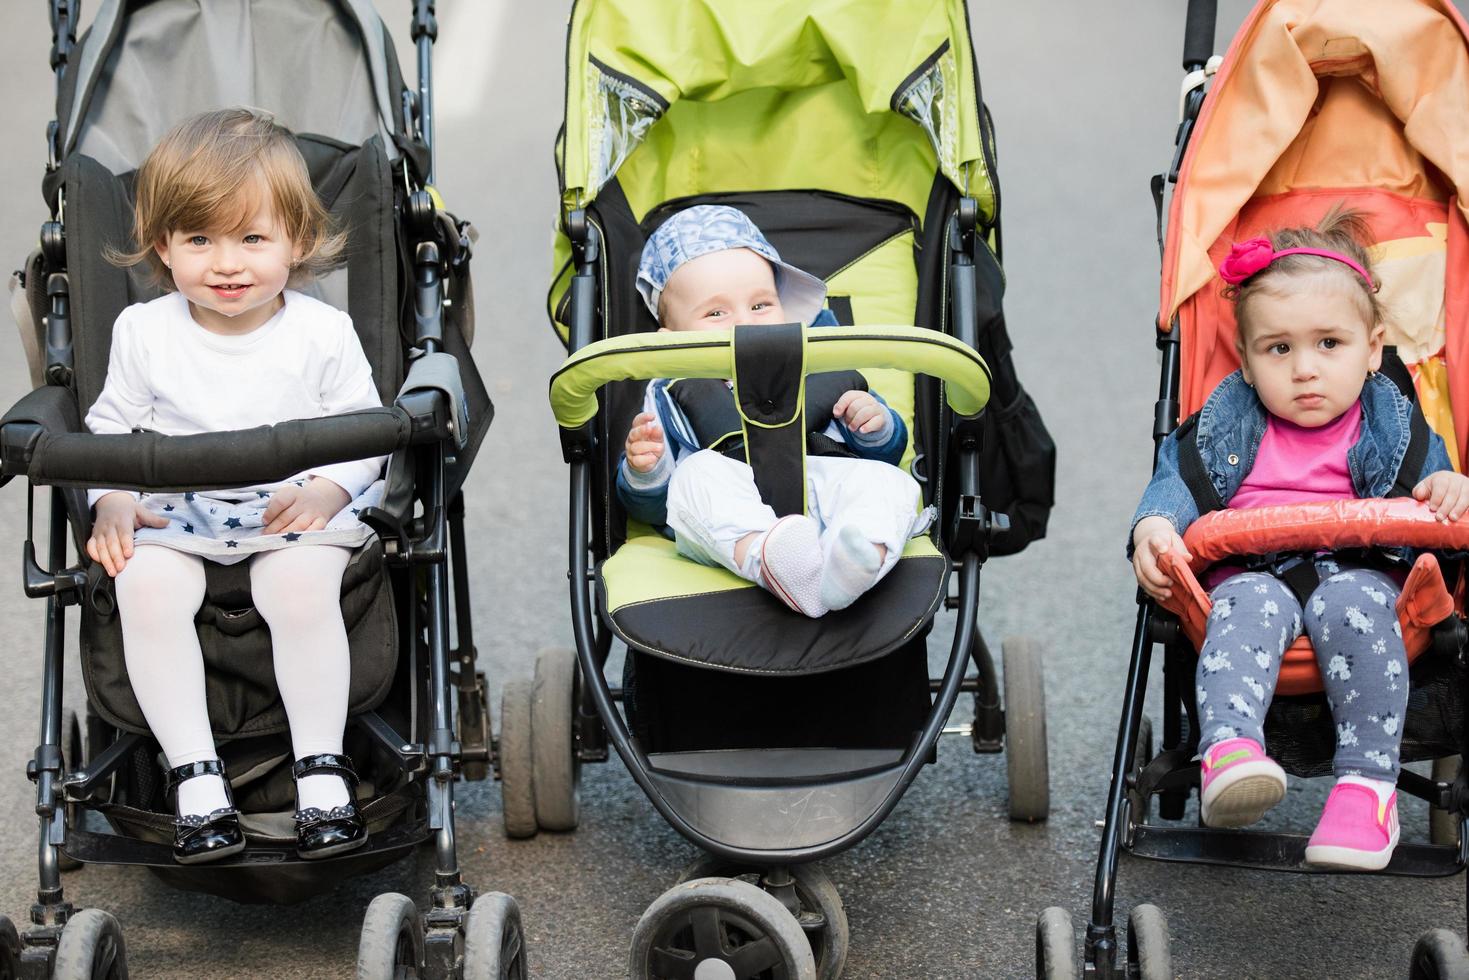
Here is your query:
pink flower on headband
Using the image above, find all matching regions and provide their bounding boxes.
[1218,237,1276,285]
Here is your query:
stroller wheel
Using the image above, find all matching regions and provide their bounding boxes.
[675,859,847,980]
[52,908,127,980]
[1125,904,1171,980]
[1034,906,1077,980]
[630,878,817,980]
[531,647,581,832]
[1431,756,1462,847]
[463,892,527,980]
[1002,637,1050,822]
[0,914,20,979]
[356,892,424,979]
[1125,716,1155,847]
[498,676,538,839]
[1410,929,1469,980]
[58,708,84,872]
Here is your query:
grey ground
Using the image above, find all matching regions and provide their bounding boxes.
[0,1,1465,977]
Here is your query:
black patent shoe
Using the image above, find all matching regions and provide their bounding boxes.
[167,760,245,865]
[292,753,367,860]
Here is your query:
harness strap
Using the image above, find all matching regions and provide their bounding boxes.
[1173,413,1224,515]
[733,323,807,517]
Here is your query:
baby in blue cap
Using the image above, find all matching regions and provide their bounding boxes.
[618,205,932,617]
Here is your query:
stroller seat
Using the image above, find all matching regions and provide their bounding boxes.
[597,526,948,675]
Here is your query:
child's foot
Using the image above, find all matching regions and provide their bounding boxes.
[1199,737,1286,828]
[167,760,244,865]
[820,525,883,612]
[1305,779,1399,870]
[756,515,827,617]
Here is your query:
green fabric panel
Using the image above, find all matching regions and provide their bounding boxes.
[828,232,920,470]
[549,326,990,428]
[560,0,989,212]
[602,528,942,614]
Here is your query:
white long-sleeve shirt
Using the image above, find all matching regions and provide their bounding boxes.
[84,289,386,506]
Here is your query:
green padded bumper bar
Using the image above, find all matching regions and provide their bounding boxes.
[548,325,992,429]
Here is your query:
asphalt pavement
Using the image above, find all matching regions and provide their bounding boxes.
[0,2,1466,977]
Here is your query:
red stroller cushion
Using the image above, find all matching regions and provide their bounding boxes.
[1155,500,1465,695]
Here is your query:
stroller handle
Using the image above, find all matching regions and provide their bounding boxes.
[549,325,991,430]
[6,406,414,492]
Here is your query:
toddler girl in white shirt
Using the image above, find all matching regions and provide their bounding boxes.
[87,107,384,863]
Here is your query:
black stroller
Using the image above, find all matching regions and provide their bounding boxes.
[0,2,522,977]
[525,0,1058,976]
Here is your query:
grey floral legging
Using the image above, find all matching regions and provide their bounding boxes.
[1196,561,1408,779]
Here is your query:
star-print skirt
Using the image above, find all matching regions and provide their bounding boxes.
[131,479,384,564]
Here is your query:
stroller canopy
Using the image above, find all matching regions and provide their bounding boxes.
[1160,0,1469,466]
[54,0,416,180]
[553,0,993,339]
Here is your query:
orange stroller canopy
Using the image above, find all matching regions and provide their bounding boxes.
[1160,0,1469,470]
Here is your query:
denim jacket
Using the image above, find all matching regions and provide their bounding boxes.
[1129,370,1453,559]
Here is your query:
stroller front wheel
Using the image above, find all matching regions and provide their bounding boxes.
[52,908,127,980]
[1125,904,1171,980]
[356,892,424,979]
[1034,906,1077,980]
[497,677,538,839]
[463,892,527,980]
[1410,928,1469,980]
[530,647,581,832]
[630,877,817,980]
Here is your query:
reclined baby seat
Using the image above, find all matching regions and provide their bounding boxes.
[530,1,1057,976]
[1037,2,1469,977]
[0,2,524,977]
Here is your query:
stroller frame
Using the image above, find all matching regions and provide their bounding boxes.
[557,197,1020,864]
[0,3,521,977]
[1053,3,1469,977]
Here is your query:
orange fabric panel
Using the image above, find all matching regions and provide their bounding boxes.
[1176,189,1451,419]
[1157,550,1449,696]
[1179,498,1469,570]
[1449,206,1469,466]
[1160,0,1469,332]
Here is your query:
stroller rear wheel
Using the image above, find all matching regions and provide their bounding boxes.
[1003,637,1050,822]
[1125,904,1171,980]
[0,914,19,980]
[1410,929,1469,980]
[52,909,127,980]
[1034,906,1077,980]
[530,647,581,832]
[356,892,424,979]
[674,859,847,980]
[463,892,527,980]
[497,677,538,839]
[630,877,817,980]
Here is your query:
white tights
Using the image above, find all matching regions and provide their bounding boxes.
[114,544,354,816]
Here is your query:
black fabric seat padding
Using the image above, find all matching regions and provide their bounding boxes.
[80,540,396,739]
[600,551,948,676]
[624,634,932,756]
[52,138,427,743]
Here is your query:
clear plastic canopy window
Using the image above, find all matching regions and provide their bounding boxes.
[894,46,961,190]
[587,61,664,197]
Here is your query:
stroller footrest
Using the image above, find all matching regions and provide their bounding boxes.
[60,819,425,869]
[1126,824,1463,877]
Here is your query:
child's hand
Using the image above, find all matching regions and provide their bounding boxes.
[87,491,168,578]
[1132,515,1193,602]
[625,412,665,473]
[262,477,351,535]
[833,390,888,435]
[1414,471,1469,523]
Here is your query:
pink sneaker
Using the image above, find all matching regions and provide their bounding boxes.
[1199,737,1286,828]
[1305,782,1399,870]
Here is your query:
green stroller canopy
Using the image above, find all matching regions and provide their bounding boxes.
[557,0,994,222]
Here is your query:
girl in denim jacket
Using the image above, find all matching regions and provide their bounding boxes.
[1130,207,1469,870]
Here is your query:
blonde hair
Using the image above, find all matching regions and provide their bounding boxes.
[109,107,345,289]
[1229,204,1382,346]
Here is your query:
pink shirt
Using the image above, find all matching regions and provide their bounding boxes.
[1227,401,1362,509]
[1202,402,1362,589]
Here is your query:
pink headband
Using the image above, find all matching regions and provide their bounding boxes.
[1218,237,1376,291]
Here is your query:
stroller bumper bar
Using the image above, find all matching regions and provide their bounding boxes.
[0,378,463,492]
[548,325,992,450]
